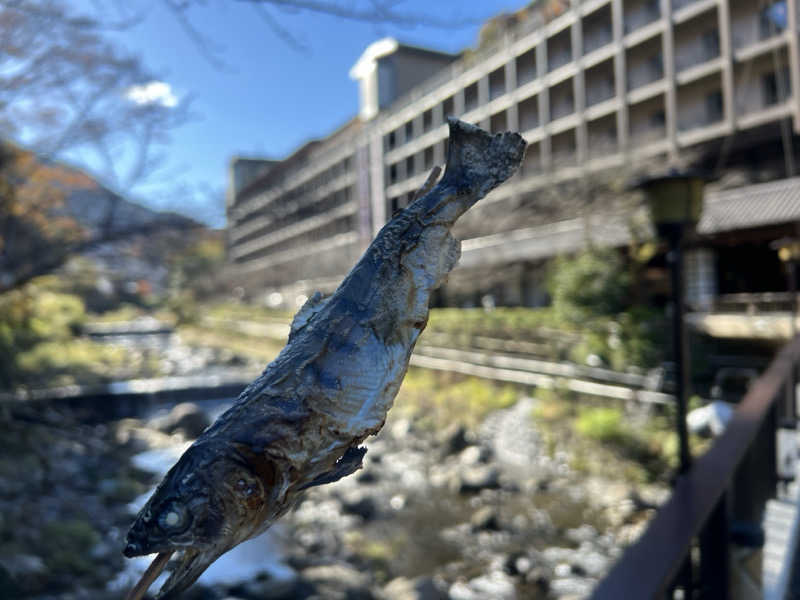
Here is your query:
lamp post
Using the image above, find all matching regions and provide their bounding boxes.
[772,237,800,337]
[772,236,800,426]
[637,172,705,476]
[637,171,705,597]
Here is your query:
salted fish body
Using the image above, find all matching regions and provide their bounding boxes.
[123,119,525,599]
[205,119,526,476]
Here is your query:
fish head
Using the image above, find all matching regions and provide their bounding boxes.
[124,439,279,597]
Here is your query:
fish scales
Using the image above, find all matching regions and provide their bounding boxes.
[123,119,526,599]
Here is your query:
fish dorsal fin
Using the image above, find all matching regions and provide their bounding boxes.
[289,291,326,340]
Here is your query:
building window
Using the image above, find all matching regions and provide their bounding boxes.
[701,30,720,61]
[405,121,414,141]
[423,109,433,132]
[406,155,415,177]
[442,96,455,118]
[705,90,723,122]
[763,72,779,106]
[389,164,398,184]
[489,67,506,100]
[648,53,664,78]
[424,146,434,170]
[491,110,507,132]
[518,95,539,130]
[464,82,479,112]
[516,48,537,86]
[762,68,789,107]
[390,197,400,215]
[650,109,665,128]
[386,130,396,150]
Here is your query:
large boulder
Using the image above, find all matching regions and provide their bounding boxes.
[382,576,447,600]
[152,402,211,439]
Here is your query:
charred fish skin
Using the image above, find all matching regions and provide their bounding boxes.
[203,120,525,481]
[123,120,525,598]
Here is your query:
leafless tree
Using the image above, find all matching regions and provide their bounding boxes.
[0,0,194,292]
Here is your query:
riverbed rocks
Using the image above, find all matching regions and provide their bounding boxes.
[0,404,153,598]
[0,392,668,600]
[382,575,448,600]
[149,401,211,438]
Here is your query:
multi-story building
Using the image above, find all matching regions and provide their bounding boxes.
[226,0,800,310]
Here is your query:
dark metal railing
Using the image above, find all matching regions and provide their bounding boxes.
[591,334,800,599]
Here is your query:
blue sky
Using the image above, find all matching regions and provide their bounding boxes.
[68,0,527,226]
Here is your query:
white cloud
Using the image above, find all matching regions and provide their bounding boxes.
[125,81,178,108]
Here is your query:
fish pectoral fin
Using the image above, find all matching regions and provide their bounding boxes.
[300,446,367,490]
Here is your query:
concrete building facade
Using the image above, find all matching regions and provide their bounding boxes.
[227,0,800,308]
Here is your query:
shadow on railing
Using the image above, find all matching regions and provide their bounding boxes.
[591,335,800,599]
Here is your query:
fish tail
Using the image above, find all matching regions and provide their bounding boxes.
[415,119,526,227]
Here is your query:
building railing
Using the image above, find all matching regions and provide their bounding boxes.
[624,7,661,34]
[591,334,800,599]
[675,39,720,73]
[713,291,800,314]
[672,0,702,11]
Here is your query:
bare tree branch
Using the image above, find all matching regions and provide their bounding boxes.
[0,0,194,291]
[161,0,232,70]
[153,0,486,65]
[237,0,482,28]
[252,3,310,54]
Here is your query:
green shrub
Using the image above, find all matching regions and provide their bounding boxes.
[15,339,129,386]
[0,283,88,387]
[574,407,626,443]
[547,248,630,323]
[396,369,519,428]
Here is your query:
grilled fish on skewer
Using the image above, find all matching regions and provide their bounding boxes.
[123,119,526,599]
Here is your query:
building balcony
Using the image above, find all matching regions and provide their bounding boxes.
[578,0,613,17]
[550,97,576,122]
[628,76,666,102]
[583,27,613,56]
[624,1,661,35]
[587,137,618,160]
[586,82,616,108]
[676,57,724,86]
[737,99,794,130]
[629,126,667,148]
[551,113,580,134]
[677,120,731,147]
[623,19,664,48]
[672,0,716,25]
[731,1,787,52]
[675,35,720,74]
[734,32,789,63]
[548,51,573,74]
[582,43,616,70]
[585,97,620,120]
[551,149,579,168]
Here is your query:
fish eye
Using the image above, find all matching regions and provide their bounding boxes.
[158,502,191,533]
